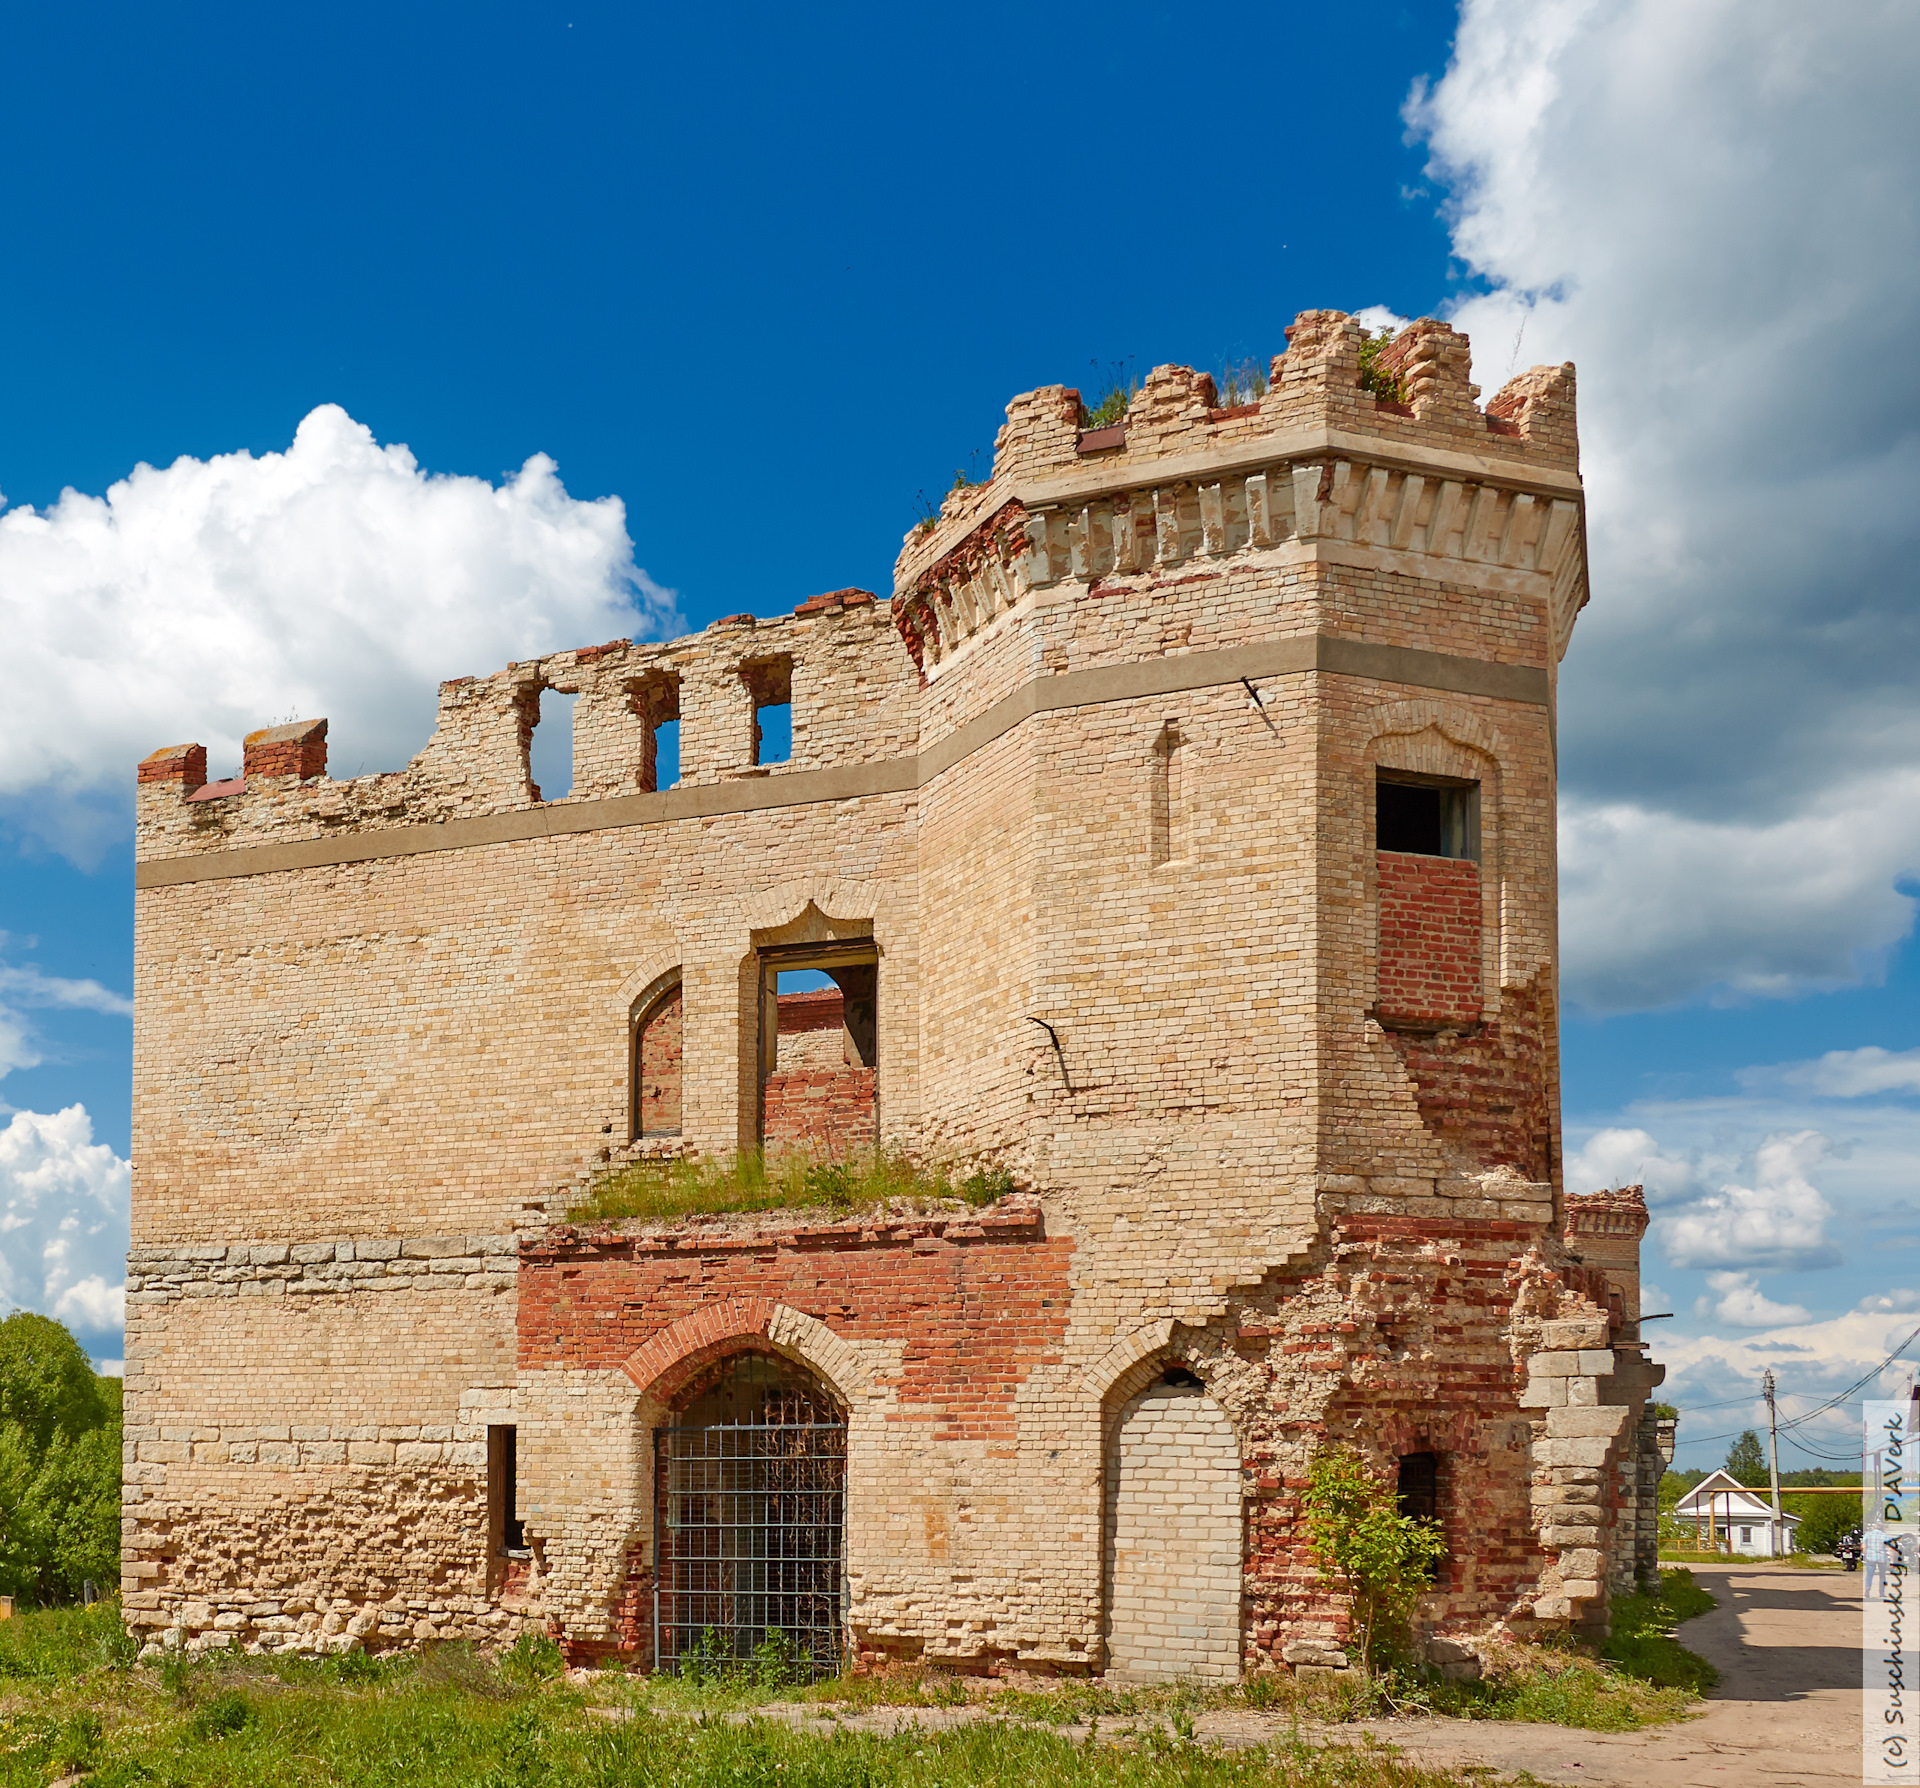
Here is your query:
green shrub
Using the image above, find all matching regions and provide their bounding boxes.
[1356,329,1407,403]
[501,1631,565,1685]
[1300,1446,1444,1675]
[191,1688,255,1740]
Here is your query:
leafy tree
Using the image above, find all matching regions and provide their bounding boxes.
[34,1426,122,1600]
[1788,1491,1861,1556]
[0,1315,105,1455]
[0,1315,120,1605]
[1725,1430,1768,1487]
[1300,1446,1445,1676]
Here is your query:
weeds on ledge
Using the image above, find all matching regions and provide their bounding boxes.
[569,1153,1017,1226]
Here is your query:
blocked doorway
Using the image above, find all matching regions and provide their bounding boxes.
[654,1352,847,1678]
[1103,1369,1243,1680]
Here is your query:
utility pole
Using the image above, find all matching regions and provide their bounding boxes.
[1763,1368,1784,1559]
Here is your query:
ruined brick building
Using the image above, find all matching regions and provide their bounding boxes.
[126,310,1665,1677]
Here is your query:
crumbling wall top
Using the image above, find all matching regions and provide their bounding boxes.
[134,591,916,864]
[893,309,1581,599]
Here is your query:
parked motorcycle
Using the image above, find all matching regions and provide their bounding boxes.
[1836,1530,1863,1571]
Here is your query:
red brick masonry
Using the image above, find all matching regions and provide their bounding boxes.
[1376,850,1482,1027]
[520,1204,1072,1446]
[242,718,329,781]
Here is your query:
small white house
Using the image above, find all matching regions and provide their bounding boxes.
[1673,1468,1803,1557]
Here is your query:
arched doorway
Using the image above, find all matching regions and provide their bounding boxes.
[1103,1367,1243,1680]
[654,1351,847,1677]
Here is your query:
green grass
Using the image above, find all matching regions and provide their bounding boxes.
[1658,1546,1841,1568]
[0,1589,1721,1785]
[0,1608,1491,1788]
[1413,1569,1715,1731]
[0,1601,138,1681]
[568,1152,1015,1225]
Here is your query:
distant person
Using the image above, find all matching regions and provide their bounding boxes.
[1863,1523,1887,1599]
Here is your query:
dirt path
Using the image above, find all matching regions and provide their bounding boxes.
[1329,1564,1860,1787]
[668,1565,1862,1785]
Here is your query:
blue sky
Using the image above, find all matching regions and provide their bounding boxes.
[2,0,1917,1470]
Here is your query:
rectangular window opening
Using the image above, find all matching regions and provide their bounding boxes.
[489,1425,526,1556]
[631,673,681,793]
[758,943,877,1157]
[1397,1450,1446,1586]
[527,689,578,802]
[652,718,680,789]
[743,657,794,767]
[1376,772,1479,860]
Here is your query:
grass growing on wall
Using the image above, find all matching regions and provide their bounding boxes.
[568,1153,1016,1225]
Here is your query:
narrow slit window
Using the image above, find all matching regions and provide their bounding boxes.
[1397,1450,1445,1584]
[489,1425,525,1555]
[652,718,680,789]
[633,981,683,1138]
[1376,773,1479,860]
[527,689,578,801]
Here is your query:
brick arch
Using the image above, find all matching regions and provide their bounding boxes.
[1362,699,1510,772]
[619,1297,869,1412]
[1081,1320,1177,1407]
[612,945,686,1021]
[1082,1319,1264,1455]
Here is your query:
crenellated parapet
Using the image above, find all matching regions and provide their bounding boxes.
[891,310,1587,679]
[135,588,910,863]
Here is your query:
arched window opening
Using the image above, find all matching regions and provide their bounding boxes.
[654,1352,846,1679]
[633,982,683,1138]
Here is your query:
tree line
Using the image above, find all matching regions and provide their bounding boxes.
[0,1313,122,1604]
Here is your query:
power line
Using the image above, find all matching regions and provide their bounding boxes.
[1669,1320,1920,1450]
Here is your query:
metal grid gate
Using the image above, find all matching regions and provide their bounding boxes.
[653,1411,846,1677]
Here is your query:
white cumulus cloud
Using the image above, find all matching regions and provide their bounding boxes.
[0,1106,130,1348]
[1661,1288,1920,1465]
[1757,1045,1920,1100]
[1694,1271,1811,1329]
[1656,1130,1838,1271]
[1564,1125,1699,1205]
[1409,0,1920,1011]
[0,404,679,863]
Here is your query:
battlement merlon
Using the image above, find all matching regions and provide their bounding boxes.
[891,311,1586,679]
[133,587,913,865]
